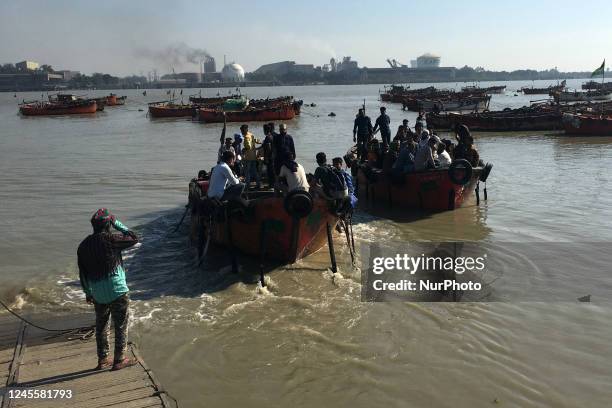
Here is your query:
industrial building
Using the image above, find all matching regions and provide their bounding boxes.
[16,60,39,71]
[221,63,245,82]
[415,53,441,69]
[254,61,316,76]
[0,72,64,91]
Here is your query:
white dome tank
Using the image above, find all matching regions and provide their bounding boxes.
[221,63,245,82]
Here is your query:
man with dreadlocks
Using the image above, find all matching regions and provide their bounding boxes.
[77,208,139,371]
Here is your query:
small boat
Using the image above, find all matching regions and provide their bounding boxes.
[104,93,126,106]
[553,90,612,103]
[19,100,98,116]
[148,101,197,118]
[427,109,563,131]
[461,85,506,94]
[581,81,612,90]
[189,94,240,104]
[563,113,612,136]
[522,81,566,95]
[417,95,491,112]
[198,103,298,123]
[356,161,492,212]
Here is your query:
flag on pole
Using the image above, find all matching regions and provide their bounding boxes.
[591,60,605,77]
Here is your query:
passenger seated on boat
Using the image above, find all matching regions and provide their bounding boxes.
[366,139,382,167]
[413,122,424,143]
[393,125,407,143]
[208,150,247,206]
[414,138,438,171]
[392,140,416,174]
[275,150,309,194]
[332,157,357,209]
[314,152,349,200]
[437,142,452,168]
[382,142,397,175]
[454,125,480,167]
[417,129,431,151]
[442,139,455,159]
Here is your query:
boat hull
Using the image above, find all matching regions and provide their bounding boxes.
[563,114,612,136]
[357,166,482,212]
[427,111,563,131]
[148,104,196,118]
[190,195,338,263]
[19,101,98,116]
[199,104,297,123]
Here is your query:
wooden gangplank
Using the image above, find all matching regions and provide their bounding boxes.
[0,312,174,408]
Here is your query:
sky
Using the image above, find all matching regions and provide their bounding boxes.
[1,0,611,76]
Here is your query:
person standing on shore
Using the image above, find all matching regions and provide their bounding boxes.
[353,108,373,161]
[373,106,391,147]
[78,209,139,371]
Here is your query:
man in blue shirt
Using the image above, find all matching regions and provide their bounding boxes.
[373,106,391,147]
[332,157,358,209]
[78,208,138,371]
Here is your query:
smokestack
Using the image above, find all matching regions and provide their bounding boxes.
[198,60,203,83]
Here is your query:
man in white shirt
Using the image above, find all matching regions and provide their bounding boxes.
[278,161,309,193]
[208,150,245,203]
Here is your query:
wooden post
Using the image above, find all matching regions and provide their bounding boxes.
[326,222,337,273]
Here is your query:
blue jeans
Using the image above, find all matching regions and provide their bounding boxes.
[244,161,261,188]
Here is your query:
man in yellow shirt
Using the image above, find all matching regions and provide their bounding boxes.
[240,124,262,190]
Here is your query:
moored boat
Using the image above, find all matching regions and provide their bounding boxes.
[427,109,563,131]
[553,89,612,103]
[461,85,506,94]
[356,161,491,212]
[148,101,197,118]
[521,81,566,95]
[563,113,612,136]
[19,100,98,116]
[198,103,298,123]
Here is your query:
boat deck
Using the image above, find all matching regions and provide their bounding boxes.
[0,312,173,408]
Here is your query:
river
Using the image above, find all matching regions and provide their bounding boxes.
[1,80,611,407]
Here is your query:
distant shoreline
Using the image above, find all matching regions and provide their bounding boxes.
[0,76,600,93]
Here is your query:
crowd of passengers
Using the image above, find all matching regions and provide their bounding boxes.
[353,106,481,176]
[201,108,481,207]
[203,115,357,209]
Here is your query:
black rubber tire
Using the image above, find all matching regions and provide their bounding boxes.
[448,159,473,186]
[284,190,314,219]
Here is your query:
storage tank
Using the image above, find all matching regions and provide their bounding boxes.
[221,63,245,82]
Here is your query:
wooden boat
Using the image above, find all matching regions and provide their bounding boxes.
[189,94,240,104]
[553,90,612,103]
[104,94,126,106]
[563,113,612,136]
[581,81,612,90]
[417,95,490,112]
[461,85,506,94]
[357,161,490,212]
[198,103,297,123]
[522,81,566,95]
[148,102,197,118]
[19,99,97,116]
[189,190,340,263]
[427,109,563,131]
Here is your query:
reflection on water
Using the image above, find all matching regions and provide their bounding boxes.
[1,80,612,407]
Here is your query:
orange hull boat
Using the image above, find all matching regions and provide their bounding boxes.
[19,101,98,116]
[198,104,297,123]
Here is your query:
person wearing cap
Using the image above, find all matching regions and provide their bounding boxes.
[272,123,295,175]
[373,106,391,147]
[77,208,139,371]
[414,137,438,171]
[437,141,452,167]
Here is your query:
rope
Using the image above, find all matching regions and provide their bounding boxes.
[0,298,95,335]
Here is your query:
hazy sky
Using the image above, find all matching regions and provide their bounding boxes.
[1,0,610,76]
